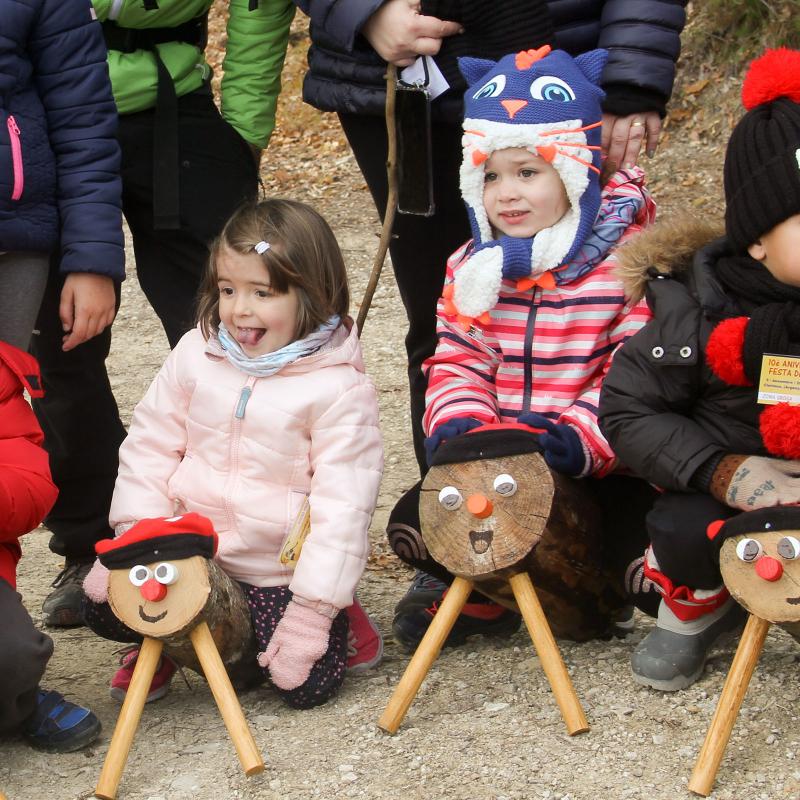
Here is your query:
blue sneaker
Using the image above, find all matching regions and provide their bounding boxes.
[22,689,101,752]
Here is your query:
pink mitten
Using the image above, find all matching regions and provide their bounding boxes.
[83,558,111,603]
[257,601,333,690]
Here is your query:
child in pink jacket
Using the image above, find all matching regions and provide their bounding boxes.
[83,199,383,709]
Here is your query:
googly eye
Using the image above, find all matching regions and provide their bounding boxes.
[777,536,800,560]
[736,538,763,562]
[493,473,518,497]
[472,74,507,100]
[129,565,152,586]
[438,486,463,511]
[530,76,575,102]
[154,562,179,585]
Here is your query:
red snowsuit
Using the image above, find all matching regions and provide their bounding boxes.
[0,342,58,589]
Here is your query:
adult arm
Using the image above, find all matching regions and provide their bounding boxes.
[222,0,296,150]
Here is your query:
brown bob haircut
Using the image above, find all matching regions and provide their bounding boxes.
[197,199,350,341]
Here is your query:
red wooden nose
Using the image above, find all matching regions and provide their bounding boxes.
[141,578,167,602]
[755,556,783,582]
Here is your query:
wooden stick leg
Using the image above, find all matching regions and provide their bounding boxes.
[688,614,770,797]
[509,572,589,735]
[378,576,473,734]
[189,622,264,776]
[95,636,163,800]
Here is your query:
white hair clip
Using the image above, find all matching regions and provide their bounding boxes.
[254,241,270,254]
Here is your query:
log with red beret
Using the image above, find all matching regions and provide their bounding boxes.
[95,513,218,570]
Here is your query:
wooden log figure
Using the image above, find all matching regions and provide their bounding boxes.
[93,513,264,800]
[689,506,800,797]
[380,424,627,735]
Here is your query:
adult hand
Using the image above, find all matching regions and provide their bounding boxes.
[517,412,587,477]
[257,601,332,691]
[601,112,661,181]
[59,273,116,352]
[361,0,462,67]
[424,416,482,465]
[710,454,800,511]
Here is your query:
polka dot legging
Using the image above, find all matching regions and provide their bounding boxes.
[83,582,349,710]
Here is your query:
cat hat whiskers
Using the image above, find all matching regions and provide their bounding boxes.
[452,46,608,322]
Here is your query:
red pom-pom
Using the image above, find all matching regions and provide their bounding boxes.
[742,48,800,110]
[760,403,800,459]
[706,519,726,541]
[705,317,751,386]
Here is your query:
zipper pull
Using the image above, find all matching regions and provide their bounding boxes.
[235,386,252,419]
[7,116,20,136]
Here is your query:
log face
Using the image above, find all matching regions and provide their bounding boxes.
[420,451,626,641]
[108,555,211,637]
[420,452,553,575]
[720,533,800,625]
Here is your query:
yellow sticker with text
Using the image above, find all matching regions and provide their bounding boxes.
[758,353,800,405]
[279,498,311,567]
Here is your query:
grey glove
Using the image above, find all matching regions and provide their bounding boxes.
[710,454,800,510]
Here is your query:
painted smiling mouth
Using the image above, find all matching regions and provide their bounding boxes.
[139,605,168,623]
[469,529,494,554]
[787,596,800,605]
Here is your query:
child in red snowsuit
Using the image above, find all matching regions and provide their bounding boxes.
[0,341,100,751]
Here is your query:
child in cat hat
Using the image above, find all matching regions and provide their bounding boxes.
[600,48,800,691]
[387,45,659,653]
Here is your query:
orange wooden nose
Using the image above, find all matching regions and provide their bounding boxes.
[501,99,528,119]
[141,578,167,602]
[466,494,493,518]
[755,556,783,582]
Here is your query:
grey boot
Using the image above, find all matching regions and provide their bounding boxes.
[631,598,746,691]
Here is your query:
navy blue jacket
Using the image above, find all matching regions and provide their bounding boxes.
[295,0,687,121]
[0,0,124,280]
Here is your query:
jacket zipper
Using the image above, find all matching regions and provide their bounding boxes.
[223,377,257,532]
[7,116,23,201]
[521,286,542,414]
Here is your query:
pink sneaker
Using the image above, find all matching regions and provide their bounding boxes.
[345,597,383,672]
[110,646,177,703]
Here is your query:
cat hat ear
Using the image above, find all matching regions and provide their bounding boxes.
[459,47,607,285]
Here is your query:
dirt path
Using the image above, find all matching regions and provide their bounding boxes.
[3,11,800,800]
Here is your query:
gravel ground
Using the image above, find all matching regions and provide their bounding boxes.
[2,10,799,800]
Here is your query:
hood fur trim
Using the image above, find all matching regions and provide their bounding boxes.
[614,215,723,303]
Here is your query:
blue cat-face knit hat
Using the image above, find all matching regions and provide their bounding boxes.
[453,46,608,320]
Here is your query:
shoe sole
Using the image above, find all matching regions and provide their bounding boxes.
[110,683,171,704]
[26,718,102,753]
[347,637,385,673]
[41,609,85,628]
[392,615,522,654]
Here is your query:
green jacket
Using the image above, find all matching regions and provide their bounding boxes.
[92,0,294,148]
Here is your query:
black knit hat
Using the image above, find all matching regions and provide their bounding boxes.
[724,48,800,252]
[706,506,800,554]
[430,424,542,467]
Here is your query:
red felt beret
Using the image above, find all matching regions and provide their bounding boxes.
[96,513,218,570]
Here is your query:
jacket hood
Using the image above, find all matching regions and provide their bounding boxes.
[204,316,364,375]
[613,215,724,304]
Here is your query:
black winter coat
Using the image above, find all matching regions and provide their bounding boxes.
[598,223,767,494]
[294,0,688,121]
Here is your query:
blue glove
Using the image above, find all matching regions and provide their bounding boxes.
[424,417,483,466]
[517,412,587,477]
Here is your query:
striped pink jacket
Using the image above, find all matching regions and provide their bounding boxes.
[423,169,656,477]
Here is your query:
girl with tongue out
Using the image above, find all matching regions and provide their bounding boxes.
[85,199,384,709]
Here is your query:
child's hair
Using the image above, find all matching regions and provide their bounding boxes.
[197,199,350,341]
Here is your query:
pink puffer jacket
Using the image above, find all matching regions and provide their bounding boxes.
[110,320,383,617]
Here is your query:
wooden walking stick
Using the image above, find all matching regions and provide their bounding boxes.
[92,514,263,800]
[688,508,800,796]
[380,425,626,734]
